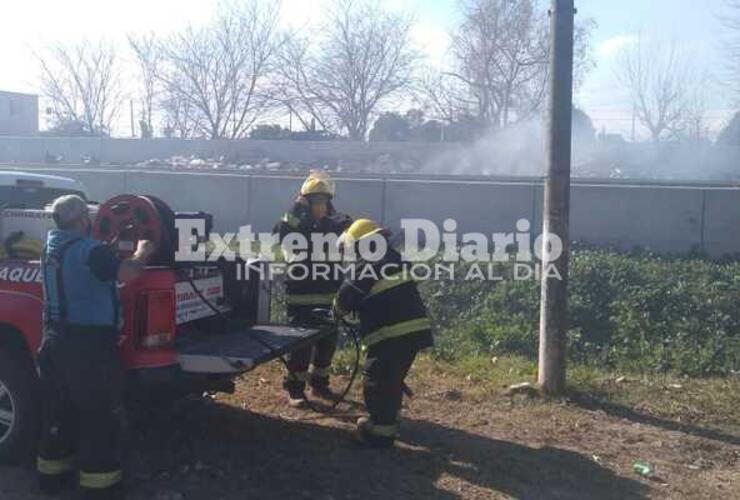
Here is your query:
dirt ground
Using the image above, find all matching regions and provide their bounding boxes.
[1,362,738,500]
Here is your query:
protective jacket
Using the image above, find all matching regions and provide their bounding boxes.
[275,201,352,314]
[334,247,433,350]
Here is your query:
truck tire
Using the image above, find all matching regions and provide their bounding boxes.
[0,350,39,464]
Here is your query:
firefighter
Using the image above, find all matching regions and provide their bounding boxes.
[274,171,352,407]
[37,195,155,499]
[333,219,433,448]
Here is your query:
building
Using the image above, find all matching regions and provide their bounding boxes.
[0,91,39,136]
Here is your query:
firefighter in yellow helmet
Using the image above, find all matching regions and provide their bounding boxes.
[333,219,433,448]
[274,171,352,407]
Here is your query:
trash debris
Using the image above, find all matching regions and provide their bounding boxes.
[633,460,652,477]
[126,152,422,175]
[444,389,463,401]
[505,382,539,397]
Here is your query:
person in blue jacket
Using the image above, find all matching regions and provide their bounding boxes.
[37,195,154,499]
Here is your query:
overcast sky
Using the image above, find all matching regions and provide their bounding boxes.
[0,0,735,138]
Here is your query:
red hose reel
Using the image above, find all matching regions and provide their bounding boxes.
[93,194,176,265]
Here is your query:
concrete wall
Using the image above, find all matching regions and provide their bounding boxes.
[125,172,251,232]
[703,188,740,256]
[384,179,537,236]
[568,185,704,252]
[3,167,740,256]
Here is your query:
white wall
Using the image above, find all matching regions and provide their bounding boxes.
[5,167,740,256]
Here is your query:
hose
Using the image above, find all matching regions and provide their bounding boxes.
[177,268,361,414]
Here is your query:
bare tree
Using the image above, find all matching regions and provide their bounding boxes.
[450,0,548,128]
[37,40,122,136]
[152,0,281,139]
[161,93,201,139]
[675,83,711,142]
[616,36,697,142]
[277,0,419,140]
[128,33,160,137]
[719,0,740,95]
[420,69,477,124]
[424,0,593,131]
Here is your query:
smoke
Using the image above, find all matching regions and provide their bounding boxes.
[421,120,740,182]
[422,121,546,176]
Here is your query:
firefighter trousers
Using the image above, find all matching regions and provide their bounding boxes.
[284,313,338,395]
[362,341,418,438]
[37,327,125,499]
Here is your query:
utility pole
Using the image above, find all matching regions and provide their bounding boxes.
[538,0,575,395]
[130,100,136,138]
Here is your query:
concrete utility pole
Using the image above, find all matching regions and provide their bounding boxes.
[130,100,136,138]
[538,0,575,394]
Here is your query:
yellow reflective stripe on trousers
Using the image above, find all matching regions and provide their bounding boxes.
[37,456,75,475]
[364,317,432,347]
[368,275,413,297]
[79,469,123,489]
[286,293,336,305]
[369,422,398,437]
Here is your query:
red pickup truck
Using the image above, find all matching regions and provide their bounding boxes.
[0,171,322,463]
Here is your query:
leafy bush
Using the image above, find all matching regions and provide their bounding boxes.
[420,250,740,376]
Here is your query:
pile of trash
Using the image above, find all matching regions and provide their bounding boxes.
[131,154,422,175]
[135,155,292,172]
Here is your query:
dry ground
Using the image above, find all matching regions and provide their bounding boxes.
[1,359,738,500]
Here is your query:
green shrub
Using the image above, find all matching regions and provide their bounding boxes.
[420,250,740,376]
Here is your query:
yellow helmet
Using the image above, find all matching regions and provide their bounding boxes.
[300,170,335,198]
[338,218,382,250]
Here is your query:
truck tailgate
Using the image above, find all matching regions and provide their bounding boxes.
[175,325,323,374]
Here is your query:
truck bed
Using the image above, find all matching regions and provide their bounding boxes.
[175,324,324,374]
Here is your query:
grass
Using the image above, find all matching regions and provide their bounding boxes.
[331,347,740,432]
[568,365,740,429]
[268,258,740,432]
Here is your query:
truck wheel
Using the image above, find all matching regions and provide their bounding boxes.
[0,350,39,464]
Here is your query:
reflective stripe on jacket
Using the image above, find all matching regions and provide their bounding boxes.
[335,248,433,349]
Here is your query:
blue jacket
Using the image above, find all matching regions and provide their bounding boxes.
[43,229,120,328]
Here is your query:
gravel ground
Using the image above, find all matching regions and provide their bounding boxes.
[2,362,738,499]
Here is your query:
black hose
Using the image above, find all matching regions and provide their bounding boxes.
[178,268,361,414]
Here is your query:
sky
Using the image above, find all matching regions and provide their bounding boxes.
[0,0,735,138]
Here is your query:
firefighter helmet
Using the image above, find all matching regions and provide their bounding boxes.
[300,170,335,199]
[338,218,382,250]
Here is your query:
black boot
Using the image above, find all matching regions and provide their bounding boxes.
[354,417,395,449]
[310,376,337,400]
[79,482,125,500]
[38,471,76,495]
[284,374,308,408]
